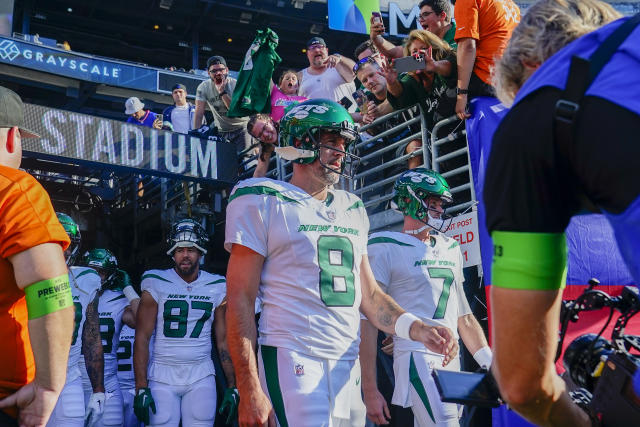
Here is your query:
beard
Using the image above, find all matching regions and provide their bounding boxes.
[318,162,341,185]
[175,260,198,277]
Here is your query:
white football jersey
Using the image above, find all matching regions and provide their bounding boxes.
[67,266,101,381]
[116,325,135,390]
[367,231,471,355]
[141,268,226,368]
[225,178,370,360]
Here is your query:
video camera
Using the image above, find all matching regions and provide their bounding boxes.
[558,280,640,425]
[432,279,640,426]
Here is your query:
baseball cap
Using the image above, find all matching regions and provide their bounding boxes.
[0,86,40,138]
[307,37,326,48]
[124,97,145,115]
[206,56,227,69]
[172,83,187,92]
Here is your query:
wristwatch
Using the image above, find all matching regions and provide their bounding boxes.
[456,88,469,95]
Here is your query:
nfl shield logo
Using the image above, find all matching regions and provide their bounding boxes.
[186,285,193,292]
[326,209,336,221]
[294,364,304,376]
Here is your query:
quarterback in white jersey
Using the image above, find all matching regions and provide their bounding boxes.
[363,169,491,427]
[134,219,233,427]
[79,249,138,427]
[225,99,459,427]
[48,213,105,427]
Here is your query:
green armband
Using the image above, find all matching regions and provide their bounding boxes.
[24,274,73,319]
[491,231,567,290]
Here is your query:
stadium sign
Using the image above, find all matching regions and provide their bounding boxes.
[21,104,237,184]
[444,211,481,268]
[0,36,207,96]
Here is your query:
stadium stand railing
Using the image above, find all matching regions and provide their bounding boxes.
[245,104,475,232]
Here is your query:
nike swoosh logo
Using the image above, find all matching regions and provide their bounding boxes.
[458,26,465,30]
[356,378,360,385]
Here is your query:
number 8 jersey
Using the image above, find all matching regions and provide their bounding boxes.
[141,268,226,385]
[225,178,370,360]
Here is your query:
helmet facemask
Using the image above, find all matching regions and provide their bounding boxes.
[167,219,209,256]
[406,186,453,233]
[298,124,361,179]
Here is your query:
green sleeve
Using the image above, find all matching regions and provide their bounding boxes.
[387,74,426,110]
[491,231,567,290]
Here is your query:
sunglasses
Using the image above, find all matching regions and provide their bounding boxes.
[353,55,379,74]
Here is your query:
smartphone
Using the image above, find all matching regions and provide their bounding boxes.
[339,96,353,110]
[393,55,426,74]
[372,11,382,25]
[431,370,503,408]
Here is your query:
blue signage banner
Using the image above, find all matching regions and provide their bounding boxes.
[0,36,207,95]
[21,104,238,184]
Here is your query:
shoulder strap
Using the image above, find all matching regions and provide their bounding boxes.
[554,14,640,147]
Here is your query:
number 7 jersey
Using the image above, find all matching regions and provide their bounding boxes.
[225,178,370,360]
[141,268,226,384]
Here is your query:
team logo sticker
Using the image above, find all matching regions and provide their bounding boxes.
[294,364,305,376]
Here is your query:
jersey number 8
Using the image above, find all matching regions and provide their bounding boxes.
[318,235,355,307]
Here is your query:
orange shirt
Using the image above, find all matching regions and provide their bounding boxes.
[454,0,521,85]
[0,165,69,418]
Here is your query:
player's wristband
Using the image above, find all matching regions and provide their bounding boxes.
[473,346,492,368]
[123,285,140,302]
[395,312,420,341]
[24,274,73,319]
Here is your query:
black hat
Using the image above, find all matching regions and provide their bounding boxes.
[0,86,40,138]
[306,37,326,48]
[171,83,187,92]
[206,56,227,69]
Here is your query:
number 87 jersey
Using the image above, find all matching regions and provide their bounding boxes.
[141,269,226,384]
[225,178,370,360]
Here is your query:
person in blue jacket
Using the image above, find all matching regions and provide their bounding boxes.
[485,1,639,426]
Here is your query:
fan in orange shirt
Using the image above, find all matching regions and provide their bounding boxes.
[454,0,521,119]
[0,86,73,427]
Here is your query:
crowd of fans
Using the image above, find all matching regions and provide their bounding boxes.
[121,0,520,182]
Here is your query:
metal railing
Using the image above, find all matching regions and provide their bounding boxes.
[240,103,476,231]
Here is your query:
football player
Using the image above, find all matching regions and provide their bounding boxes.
[225,99,459,426]
[362,168,491,426]
[46,213,105,427]
[133,219,232,427]
[79,249,139,427]
[117,323,141,427]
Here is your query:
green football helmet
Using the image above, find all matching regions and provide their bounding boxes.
[392,168,453,232]
[166,218,209,255]
[56,212,81,266]
[279,99,360,177]
[82,248,118,286]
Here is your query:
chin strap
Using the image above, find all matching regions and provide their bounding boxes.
[404,224,431,235]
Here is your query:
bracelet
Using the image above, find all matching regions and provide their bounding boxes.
[473,346,493,368]
[456,88,469,95]
[123,285,140,302]
[395,312,420,340]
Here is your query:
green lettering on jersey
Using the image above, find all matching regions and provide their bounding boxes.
[428,268,454,319]
[317,236,355,307]
[162,299,214,339]
[71,302,83,345]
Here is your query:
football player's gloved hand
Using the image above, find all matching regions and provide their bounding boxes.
[218,387,239,424]
[84,392,105,427]
[134,387,156,425]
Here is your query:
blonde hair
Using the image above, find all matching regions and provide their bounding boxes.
[403,29,453,61]
[493,0,621,106]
